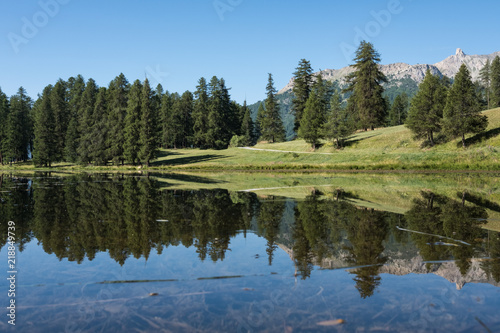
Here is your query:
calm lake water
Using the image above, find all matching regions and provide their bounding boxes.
[1,173,500,332]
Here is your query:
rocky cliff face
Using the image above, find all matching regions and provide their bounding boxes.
[278,48,500,95]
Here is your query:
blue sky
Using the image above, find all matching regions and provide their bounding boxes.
[1,0,499,104]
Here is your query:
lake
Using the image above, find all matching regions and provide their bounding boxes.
[1,172,500,332]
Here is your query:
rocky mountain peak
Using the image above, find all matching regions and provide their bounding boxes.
[456,48,465,57]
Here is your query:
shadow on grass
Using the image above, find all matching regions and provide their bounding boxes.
[152,154,228,166]
[343,133,379,148]
[152,172,226,185]
[460,192,500,213]
[459,127,500,148]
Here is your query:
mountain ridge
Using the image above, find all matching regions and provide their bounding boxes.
[278,48,500,95]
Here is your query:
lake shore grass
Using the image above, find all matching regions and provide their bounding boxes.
[1,108,499,172]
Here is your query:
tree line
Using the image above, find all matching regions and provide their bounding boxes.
[0,73,271,166]
[1,42,500,166]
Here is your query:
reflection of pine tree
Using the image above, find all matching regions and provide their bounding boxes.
[343,209,388,298]
[257,197,285,265]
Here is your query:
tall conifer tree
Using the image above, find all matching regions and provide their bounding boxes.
[89,87,109,165]
[323,91,353,148]
[192,77,209,148]
[443,64,488,148]
[50,79,69,161]
[491,56,500,108]
[292,59,314,133]
[124,79,142,164]
[405,70,447,146]
[298,74,328,149]
[138,79,159,166]
[260,74,285,143]
[77,78,98,164]
[479,59,491,109]
[107,73,130,165]
[65,75,85,162]
[33,85,55,166]
[344,41,387,131]
[5,87,32,162]
[240,101,255,146]
[0,88,9,165]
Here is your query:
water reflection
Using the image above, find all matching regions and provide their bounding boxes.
[1,174,500,298]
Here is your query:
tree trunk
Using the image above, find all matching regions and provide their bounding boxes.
[428,131,434,146]
[462,133,466,148]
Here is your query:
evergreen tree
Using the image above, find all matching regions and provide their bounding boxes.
[138,79,159,166]
[443,64,488,148]
[259,73,285,143]
[106,73,130,165]
[33,85,56,167]
[192,77,209,148]
[0,88,9,165]
[405,70,447,146]
[207,76,233,149]
[160,91,178,148]
[5,87,32,162]
[491,56,500,108]
[124,79,142,164]
[50,79,69,161]
[298,74,328,149]
[344,41,387,131]
[479,59,491,109]
[323,91,354,148]
[388,92,409,126]
[88,87,109,165]
[255,102,264,140]
[65,75,85,163]
[77,78,98,164]
[292,59,314,133]
[240,101,255,146]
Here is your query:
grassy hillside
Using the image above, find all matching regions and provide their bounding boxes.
[150,108,500,171]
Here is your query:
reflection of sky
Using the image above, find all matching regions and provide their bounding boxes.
[1,233,500,332]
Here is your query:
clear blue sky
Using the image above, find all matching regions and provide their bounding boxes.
[1,0,499,104]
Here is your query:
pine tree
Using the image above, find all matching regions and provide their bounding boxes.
[443,64,488,148]
[33,85,56,167]
[192,77,209,148]
[388,92,409,126]
[240,101,255,146]
[5,87,32,162]
[479,59,491,109]
[344,41,387,131]
[491,56,500,108]
[160,91,178,148]
[405,70,447,146]
[323,91,354,148]
[50,79,69,161]
[255,102,264,140]
[124,79,142,164]
[0,88,9,165]
[77,78,98,164]
[88,87,109,165]
[259,73,285,143]
[138,79,159,166]
[65,75,85,162]
[207,76,233,149]
[292,59,314,133]
[298,74,328,149]
[107,73,130,165]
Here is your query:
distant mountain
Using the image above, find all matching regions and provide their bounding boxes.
[249,48,500,139]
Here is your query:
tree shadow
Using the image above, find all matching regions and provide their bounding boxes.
[152,172,226,185]
[152,154,228,166]
[460,192,500,213]
[343,133,379,148]
[459,127,500,148]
